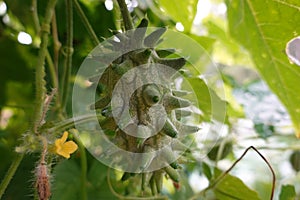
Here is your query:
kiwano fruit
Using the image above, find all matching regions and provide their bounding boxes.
[88,19,199,195]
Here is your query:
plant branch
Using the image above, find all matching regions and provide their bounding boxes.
[72,131,87,200]
[50,11,61,108]
[0,153,24,199]
[46,51,59,90]
[73,0,100,45]
[31,0,40,34]
[190,146,276,200]
[116,0,133,30]
[46,114,104,134]
[32,0,60,106]
[32,0,58,134]
[61,0,74,111]
[51,11,61,71]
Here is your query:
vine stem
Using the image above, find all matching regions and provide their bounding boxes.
[32,0,60,106]
[0,153,24,199]
[51,11,61,71]
[73,0,100,45]
[61,0,74,111]
[46,114,102,134]
[72,130,87,200]
[46,51,59,90]
[33,0,58,134]
[116,0,133,30]
[189,146,276,200]
[31,0,40,33]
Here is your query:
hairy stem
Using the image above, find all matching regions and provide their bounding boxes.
[116,0,133,30]
[32,0,60,107]
[61,0,74,111]
[0,153,24,199]
[33,0,58,134]
[73,0,100,45]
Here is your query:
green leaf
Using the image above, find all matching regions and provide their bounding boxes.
[3,155,37,200]
[51,160,81,200]
[204,18,254,67]
[187,77,227,122]
[87,160,107,188]
[223,82,245,119]
[213,168,261,200]
[186,34,216,52]
[86,160,115,199]
[226,0,300,137]
[254,123,274,139]
[279,185,296,200]
[156,0,198,32]
[201,162,212,180]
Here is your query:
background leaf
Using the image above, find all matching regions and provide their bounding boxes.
[226,0,300,137]
[203,18,254,67]
[279,185,296,200]
[2,155,37,200]
[87,160,116,199]
[51,160,81,200]
[187,77,227,122]
[213,168,261,200]
[156,0,198,32]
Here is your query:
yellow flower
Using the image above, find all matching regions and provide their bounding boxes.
[55,131,78,159]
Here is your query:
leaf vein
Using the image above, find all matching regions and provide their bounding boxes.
[246,0,300,124]
[271,0,300,11]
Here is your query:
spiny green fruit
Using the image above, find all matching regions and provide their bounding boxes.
[290,151,300,172]
[89,18,199,195]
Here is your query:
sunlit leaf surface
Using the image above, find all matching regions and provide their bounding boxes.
[226,0,300,137]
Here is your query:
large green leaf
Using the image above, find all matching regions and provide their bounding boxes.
[156,0,198,32]
[52,158,116,200]
[226,0,300,137]
[213,168,261,200]
[87,160,116,199]
[51,160,81,200]
[3,155,37,200]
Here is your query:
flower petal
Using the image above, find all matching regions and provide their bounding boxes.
[56,149,71,159]
[55,138,63,148]
[61,131,69,143]
[62,141,78,154]
[54,131,78,159]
